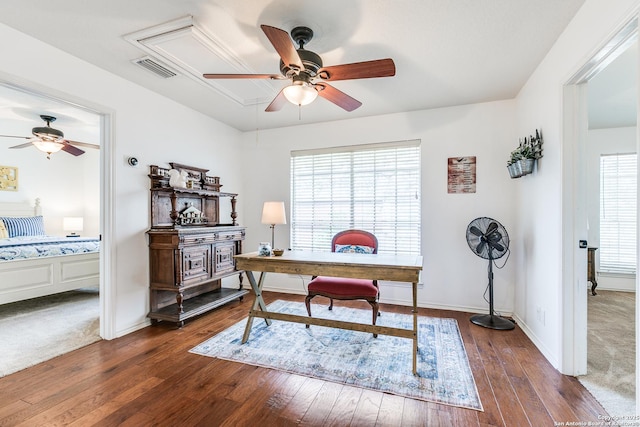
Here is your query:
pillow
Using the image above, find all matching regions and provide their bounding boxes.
[0,220,7,239]
[335,244,375,254]
[0,216,46,237]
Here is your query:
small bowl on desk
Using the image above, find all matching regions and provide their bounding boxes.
[272,248,284,256]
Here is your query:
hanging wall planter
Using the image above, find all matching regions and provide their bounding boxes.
[507,161,522,178]
[519,158,535,175]
[507,129,543,179]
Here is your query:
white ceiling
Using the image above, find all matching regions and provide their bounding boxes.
[0,0,592,132]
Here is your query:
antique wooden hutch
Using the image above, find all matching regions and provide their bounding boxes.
[147,163,247,327]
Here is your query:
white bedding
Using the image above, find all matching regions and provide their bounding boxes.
[0,199,100,305]
[0,235,100,261]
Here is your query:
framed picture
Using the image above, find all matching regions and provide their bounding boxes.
[0,166,18,191]
[447,156,476,193]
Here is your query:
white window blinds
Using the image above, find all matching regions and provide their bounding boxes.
[290,140,421,255]
[599,153,637,275]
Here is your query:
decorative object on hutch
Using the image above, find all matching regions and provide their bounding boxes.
[147,162,246,327]
[507,129,544,179]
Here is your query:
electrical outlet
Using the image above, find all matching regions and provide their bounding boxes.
[536,306,546,325]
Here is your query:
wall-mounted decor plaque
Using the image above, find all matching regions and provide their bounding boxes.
[0,166,18,191]
[447,156,476,194]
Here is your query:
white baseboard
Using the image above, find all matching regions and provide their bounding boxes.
[590,273,636,293]
[512,313,559,370]
[116,320,150,338]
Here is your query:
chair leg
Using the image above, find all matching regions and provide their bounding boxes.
[328,298,334,311]
[305,295,314,328]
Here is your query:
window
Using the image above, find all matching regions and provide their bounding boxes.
[599,153,637,275]
[290,140,421,255]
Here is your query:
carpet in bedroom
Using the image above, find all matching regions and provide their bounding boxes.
[579,290,635,417]
[0,288,101,377]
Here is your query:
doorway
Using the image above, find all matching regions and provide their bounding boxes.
[563,16,639,414]
[0,79,114,367]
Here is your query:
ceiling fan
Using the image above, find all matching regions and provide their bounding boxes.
[204,25,396,112]
[0,114,99,159]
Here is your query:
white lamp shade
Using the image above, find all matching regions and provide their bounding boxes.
[283,83,318,106]
[32,138,64,154]
[63,217,84,232]
[261,202,287,225]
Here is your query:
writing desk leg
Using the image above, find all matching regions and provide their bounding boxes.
[412,281,418,376]
[242,271,271,344]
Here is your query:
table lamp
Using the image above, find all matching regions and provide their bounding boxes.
[63,217,83,237]
[261,201,286,250]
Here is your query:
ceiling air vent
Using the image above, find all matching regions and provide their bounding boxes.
[132,56,177,78]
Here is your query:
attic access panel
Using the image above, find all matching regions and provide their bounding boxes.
[125,16,276,107]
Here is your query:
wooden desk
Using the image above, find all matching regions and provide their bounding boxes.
[234,251,424,374]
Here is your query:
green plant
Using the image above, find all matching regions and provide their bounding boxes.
[519,141,533,159]
[507,148,523,166]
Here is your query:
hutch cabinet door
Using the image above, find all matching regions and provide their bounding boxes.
[215,243,236,275]
[181,245,212,285]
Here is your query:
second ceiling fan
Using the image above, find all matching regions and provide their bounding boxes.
[203,25,396,112]
[0,114,99,159]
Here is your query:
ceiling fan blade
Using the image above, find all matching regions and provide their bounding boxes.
[203,73,285,80]
[9,142,33,149]
[314,83,362,112]
[0,134,31,140]
[265,89,288,112]
[260,25,304,71]
[317,58,396,81]
[61,143,85,156]
[64,139,100,149]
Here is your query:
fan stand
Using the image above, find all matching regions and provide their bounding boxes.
[470,251,515,330]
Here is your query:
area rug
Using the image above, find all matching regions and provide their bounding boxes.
[190,300,483,411]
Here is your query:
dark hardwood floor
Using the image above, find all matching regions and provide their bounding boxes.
[0,292,607,426]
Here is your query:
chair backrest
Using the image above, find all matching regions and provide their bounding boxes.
[331,229,378,254]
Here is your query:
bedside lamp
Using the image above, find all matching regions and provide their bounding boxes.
[261,201,286,250]
[63,217,83,237]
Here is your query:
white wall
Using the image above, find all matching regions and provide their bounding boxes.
[514,0,639,371]
[0,23,244,337]
[240,101,518,314]
[587,126,637,292]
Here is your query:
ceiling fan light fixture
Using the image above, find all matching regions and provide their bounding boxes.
[32,138,64,157]
[283,82,317,106]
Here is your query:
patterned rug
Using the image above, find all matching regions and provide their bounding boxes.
[190,300,483,411]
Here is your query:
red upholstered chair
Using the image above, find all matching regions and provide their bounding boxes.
[305,229,380,336]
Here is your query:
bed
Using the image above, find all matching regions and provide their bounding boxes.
[0,199,100,305]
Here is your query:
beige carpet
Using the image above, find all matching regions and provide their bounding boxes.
[579,290,635,416]
[0,288,101,377]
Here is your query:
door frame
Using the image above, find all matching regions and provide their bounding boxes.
[561,15,639,401]
[0,77,116,340]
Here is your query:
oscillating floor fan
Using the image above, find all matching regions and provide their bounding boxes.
[466,217,515,330]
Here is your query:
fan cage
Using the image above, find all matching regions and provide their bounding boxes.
[466,217,509,260]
